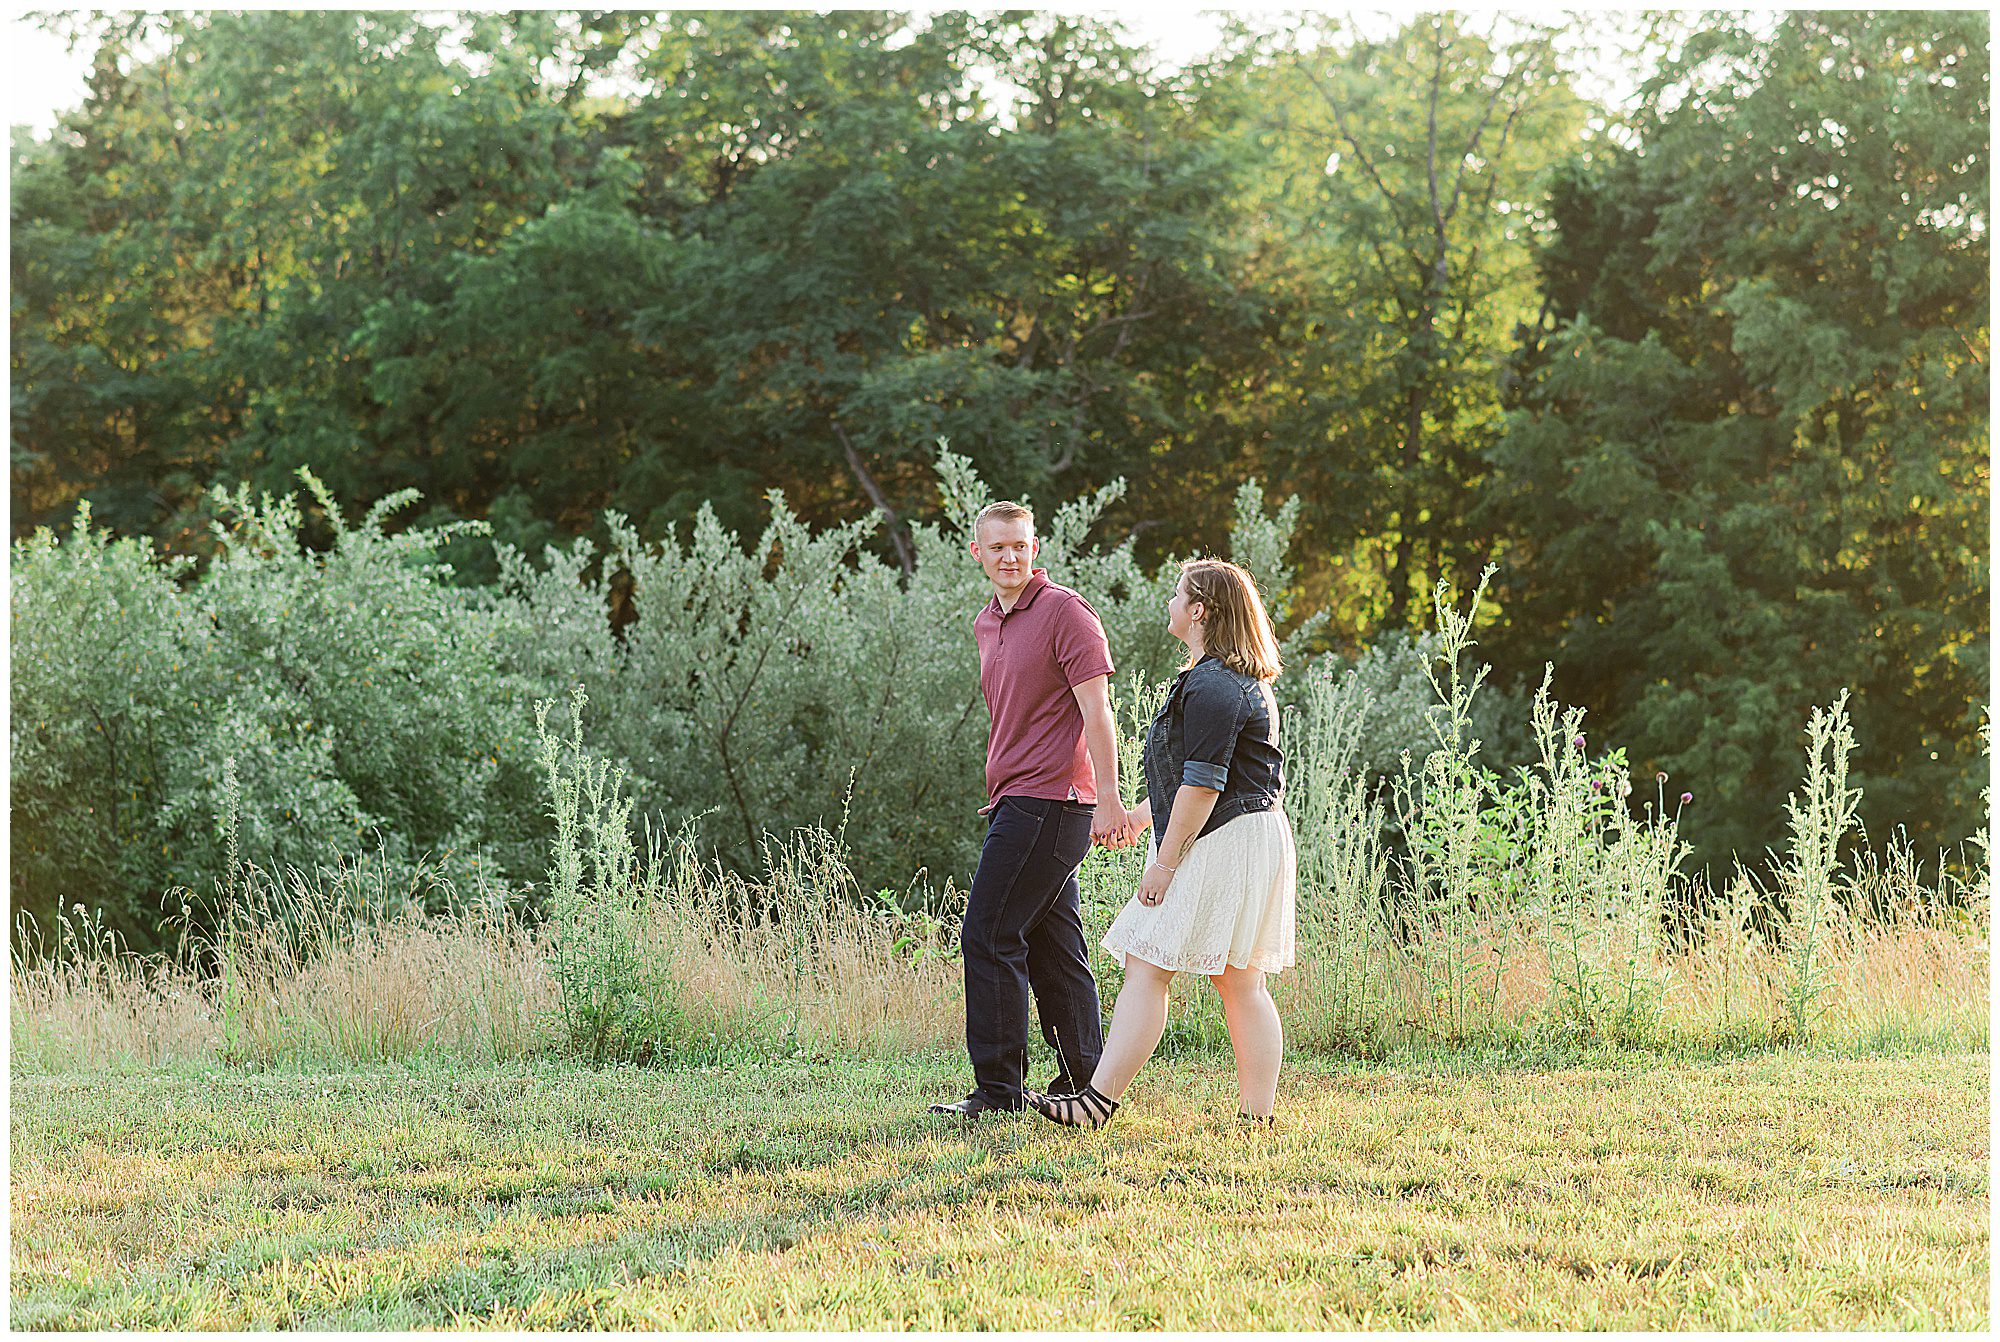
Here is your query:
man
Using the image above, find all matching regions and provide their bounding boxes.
[931,500,1131,1118]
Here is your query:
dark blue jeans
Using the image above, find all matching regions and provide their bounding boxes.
[961,795,1104,1108]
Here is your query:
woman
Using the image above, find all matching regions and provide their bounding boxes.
[1029,558,1296,1129]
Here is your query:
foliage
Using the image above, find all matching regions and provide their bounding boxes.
[10,501,202,946]
[1486,10,1990,879]
[491,443,1321,893]
[12,564,1990,1073]
[1224,13,1590,630]
[534,685,687,1064]
[1769,692,1865,1040]
[10,11,1279,567]
[10,447,1320,942]
[10,472,548,947]
[11,10,1986,879]
[1301,629,1533,784]
[533,683,965,1065]
[1288,571,1832,1049]
[1279,653,1397,1050]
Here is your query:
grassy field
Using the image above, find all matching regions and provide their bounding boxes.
[10,1046,1987,1330]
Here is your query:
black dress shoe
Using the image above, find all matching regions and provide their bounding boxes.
[928,1092,1021,1118]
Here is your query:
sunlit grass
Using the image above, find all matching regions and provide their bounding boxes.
[12,879,1986,1072]
[10,1050,1986,1329]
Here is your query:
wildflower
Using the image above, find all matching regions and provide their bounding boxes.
[1657,771,1669,783]
[1590,780,1603,793]
[1680,792,1693,805]
[1573,734,1586,748]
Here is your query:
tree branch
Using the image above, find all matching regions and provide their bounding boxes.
[833,419,915,576]
[1292,51,1403,212]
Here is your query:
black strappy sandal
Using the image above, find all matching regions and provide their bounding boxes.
[1237,1110,1275,1128]
[1027,1085,1120,1130]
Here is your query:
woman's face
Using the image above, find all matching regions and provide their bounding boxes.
[1166,576,1202,643]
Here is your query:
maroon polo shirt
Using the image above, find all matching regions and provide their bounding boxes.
[973,568,1116,811]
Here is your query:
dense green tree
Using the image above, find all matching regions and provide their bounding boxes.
[12,10,1281,569]
[1486,10,1989,878]
[604,12,1277,561]
[1221,13,1589,632]
[12,11,608,544]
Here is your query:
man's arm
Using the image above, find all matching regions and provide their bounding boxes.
[1071,674,1129,843]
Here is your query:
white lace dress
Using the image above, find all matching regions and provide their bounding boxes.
[1101,809,1297,975]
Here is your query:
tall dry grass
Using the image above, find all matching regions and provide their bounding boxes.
[10,851,558,1071]
[12,827,963,1073]
[15,872,1981,1072]
[1273,900,1987,1055]
[11,901,960,1075]
[11,907,219,1071]
[585,823,963,1061]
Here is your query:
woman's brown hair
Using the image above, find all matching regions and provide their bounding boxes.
[1180,558,1282,682]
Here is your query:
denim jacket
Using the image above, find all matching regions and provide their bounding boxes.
[1142,654,1284,843]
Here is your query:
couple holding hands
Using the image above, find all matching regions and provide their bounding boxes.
[930,500,1296,1129]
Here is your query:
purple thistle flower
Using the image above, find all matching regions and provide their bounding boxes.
[1680,791,1694,805]
[1573,734,1586,749]
[1590,780,1603,793]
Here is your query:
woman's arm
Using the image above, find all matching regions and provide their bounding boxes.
[1112,795,1153,849]
[1153,785,1219,867]
[1135,784,1219,905]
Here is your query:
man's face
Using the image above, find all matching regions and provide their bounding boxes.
[971,516,1038,592]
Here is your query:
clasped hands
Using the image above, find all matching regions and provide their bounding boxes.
[1092,800,1171,906]
[1089,799,1147,850]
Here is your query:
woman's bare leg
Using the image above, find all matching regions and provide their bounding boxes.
[1086,957,1176,1101]
[1210,964,1282,1118]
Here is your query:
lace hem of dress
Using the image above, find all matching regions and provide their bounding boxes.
[1102,930,1292,976]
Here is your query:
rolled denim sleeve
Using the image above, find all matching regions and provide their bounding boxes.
[1181,758,1230,791]
[1180,673,1248,792]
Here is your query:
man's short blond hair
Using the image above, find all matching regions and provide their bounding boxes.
[974,500,1035,540]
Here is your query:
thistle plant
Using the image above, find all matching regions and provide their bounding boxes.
[1514,668,1681,1043]
[1386,565,1514,1041]
[534,685,682,1064]
[1523,672,1614,1035]
[1774,691,1863,1040]
[1284,656,1395,1048]
[1595,767,1684,1041]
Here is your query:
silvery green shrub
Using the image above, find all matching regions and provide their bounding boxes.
[12,471,550,946]
[13,447,1322,938]
[552,444,1324,897]
[11,501,206,948]
[1308,628,1532,787]
[174,475,549,900]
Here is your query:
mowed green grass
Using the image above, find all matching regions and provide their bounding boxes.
[11,1049,1987,1330]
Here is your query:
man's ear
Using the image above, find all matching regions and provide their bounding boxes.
[968,539,981,560]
